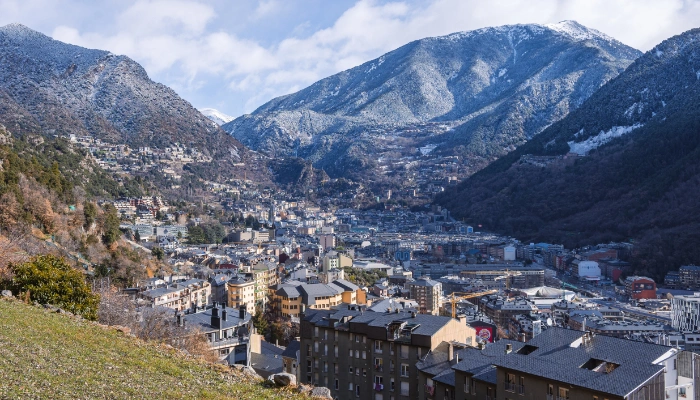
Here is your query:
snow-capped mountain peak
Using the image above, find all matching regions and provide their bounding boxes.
[545,20,613,42]
[199,108,234,126]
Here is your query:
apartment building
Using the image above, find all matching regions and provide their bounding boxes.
[416,327,692,400]
[300,307,475,400]
[226,275,256,316]
[139,278,211,311]
[269,279,365,318]
[679,265,700,288]
[249,261,280,306]
[407,278,442,315]
[178,303,252,365]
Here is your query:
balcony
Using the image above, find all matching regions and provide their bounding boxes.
[424,385,435,396]
[375,384,384,392]
[505,382,516,392]
[517,384,525,395]
[546,395,553,400]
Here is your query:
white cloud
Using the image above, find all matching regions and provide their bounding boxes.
[20,0,700,116]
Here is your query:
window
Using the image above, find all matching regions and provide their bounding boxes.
[547,385,554,395]
[349,366,353,374]
[559,388,570,399]
[324,330,328,340]
[355,350,360,358]
[306,344,311,356]
[335,345,338,357]
[400,381,409,396]
[356,335,360,342]
[362,351,367,359]
[307,375,312,384]
[375,376,384,385]
[349,383,353,391]
[362,368,367,377]
[390,360,395,373]
[400,345,409,359]
[324,344,328,356]
[375,340,382,353]
[375,358,383,371]
[314,342,319,353]
[334,363,338,373]
[356,367,360,376]
[324,361,328,372]
[307,360,312,370]
[390,378,395,392]
[356,385,361,397]
[314,327,319,337]
[335,379,339,390]
[390,342,394,355]
[401,364,409,377]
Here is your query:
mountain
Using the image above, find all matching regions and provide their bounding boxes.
[199,108,234,126]
[224,21,641,181]
[435,27,700,280]
[0,23,242,158]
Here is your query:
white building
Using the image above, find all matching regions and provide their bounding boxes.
[577,261,601,282]
[672,294,700,332]
[503,246,516,261]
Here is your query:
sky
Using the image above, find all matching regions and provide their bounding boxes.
[1,0,700,118]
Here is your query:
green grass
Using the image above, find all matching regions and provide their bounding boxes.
[0,299,306,399]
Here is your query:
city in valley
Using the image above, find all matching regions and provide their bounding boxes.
[1,2,700,400]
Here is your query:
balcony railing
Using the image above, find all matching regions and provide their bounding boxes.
[424,385,435,396]
[546,395,553,400]
[505,382,516,392]
[374,365,383,372]
[517,384,525,395]
[557,397,569,400]
[374,384,384,392]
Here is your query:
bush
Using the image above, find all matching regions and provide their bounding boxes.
[3,254,99,320]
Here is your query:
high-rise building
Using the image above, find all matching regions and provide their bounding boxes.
[672,294,700,332]
[407,278,442,315]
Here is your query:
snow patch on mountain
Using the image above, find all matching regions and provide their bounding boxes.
[568,124,643,155]
[199,108,234,126]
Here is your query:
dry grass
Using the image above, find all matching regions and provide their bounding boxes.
[0,298,306,399]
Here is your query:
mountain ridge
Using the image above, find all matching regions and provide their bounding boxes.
[435,26,700,279]
[223,21,641,184]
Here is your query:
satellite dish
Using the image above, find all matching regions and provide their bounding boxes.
[546,318,553,326]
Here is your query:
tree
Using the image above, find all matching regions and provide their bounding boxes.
[83,201,97,230]
[3,255,100,320]
[252,305,269,336]
[151,246,164,261]
[134,230,141,242]
[101,204,121,246]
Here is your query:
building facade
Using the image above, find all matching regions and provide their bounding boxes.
[300,307,475,400]
[407,278,442,315]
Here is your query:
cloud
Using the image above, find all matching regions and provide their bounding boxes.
[37,0,700,116]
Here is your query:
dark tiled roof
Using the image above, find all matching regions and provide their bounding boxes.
[281,340,300,359]
[491,328,673,397]
[349,311,453,337]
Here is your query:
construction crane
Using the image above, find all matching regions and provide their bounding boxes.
[448,290,498,318]
[494,269,522,290]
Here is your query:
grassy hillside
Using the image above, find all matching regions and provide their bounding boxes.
[0,298,304,399]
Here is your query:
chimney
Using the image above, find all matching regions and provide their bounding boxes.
[239,305,246,319]
[411,311,417,318]
[455,354,459,363]
[448,343,454,361]
[505,343,512,354]
[222,308,227,321]
[211,304,221,329]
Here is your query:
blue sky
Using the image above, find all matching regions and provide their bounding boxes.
[2,0,700,118]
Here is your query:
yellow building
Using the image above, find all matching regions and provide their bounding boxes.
[250,261,280,306]
[269,279,366,318]
[226,276,256,316]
